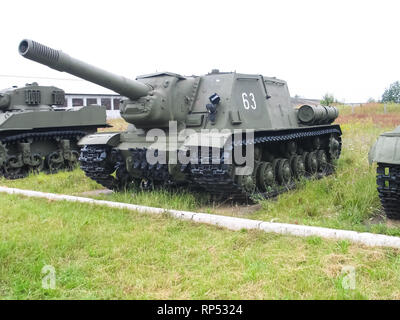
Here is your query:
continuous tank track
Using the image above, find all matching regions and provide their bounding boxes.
[0,130,86,179]
[79,146,123,190]
[377,163,400,219]
[79,127,341,200]
[190,128,341,199]
[79,146,170,191]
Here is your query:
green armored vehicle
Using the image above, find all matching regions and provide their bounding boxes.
[19,39,342,198]
[0,81,108,179]
[369,126,400,219]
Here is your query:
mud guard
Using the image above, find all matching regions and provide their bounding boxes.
[369,133,400,165]
[78,132,121,147]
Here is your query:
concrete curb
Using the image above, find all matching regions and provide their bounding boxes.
[1,186,400,249]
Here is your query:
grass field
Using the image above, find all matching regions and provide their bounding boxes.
[1,103,400,299]
[1,193,400,299]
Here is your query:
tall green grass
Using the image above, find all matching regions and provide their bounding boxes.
[1,194,400,299]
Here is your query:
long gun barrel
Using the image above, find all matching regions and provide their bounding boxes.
[18,39,151,100]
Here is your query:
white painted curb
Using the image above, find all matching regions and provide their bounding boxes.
[1,186,400,249]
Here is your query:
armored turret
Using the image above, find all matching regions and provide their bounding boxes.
[0,82,65,112]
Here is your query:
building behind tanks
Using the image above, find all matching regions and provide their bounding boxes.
[64,93,121,119]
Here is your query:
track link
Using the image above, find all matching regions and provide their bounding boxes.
[377,163,400,219]
[79,145,120,190]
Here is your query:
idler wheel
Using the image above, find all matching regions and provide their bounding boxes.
[305,151,318,175]
[290,155,305,179]
[257,162,275,191]
[274,158,292,185]
[316,150,328,174]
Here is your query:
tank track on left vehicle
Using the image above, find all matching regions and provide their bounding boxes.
[79,127,341,200]
[377,163,400,219]
[0,130,86,179]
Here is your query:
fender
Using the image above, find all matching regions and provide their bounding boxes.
[369,125,400,165]
[78,132,121,147]
[369,134,400,165]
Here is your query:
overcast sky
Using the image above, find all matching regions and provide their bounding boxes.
[0,0,399,102]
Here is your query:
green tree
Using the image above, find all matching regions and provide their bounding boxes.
[382,81,400,103]
[320,93,335,106]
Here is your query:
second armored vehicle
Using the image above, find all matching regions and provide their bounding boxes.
[0,82,108,179]
[19,39,342,198]
[369,126,400,219]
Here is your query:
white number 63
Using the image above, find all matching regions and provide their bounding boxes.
[242,92,257,110]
